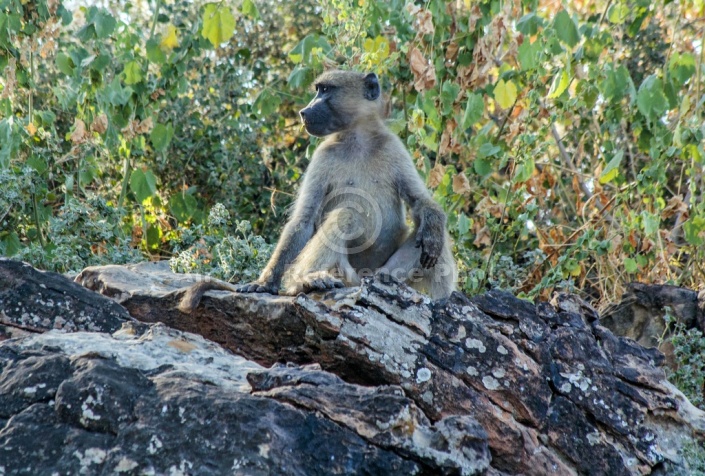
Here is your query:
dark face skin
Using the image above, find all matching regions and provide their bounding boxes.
[299,83,349,137]
[299,72,380,137]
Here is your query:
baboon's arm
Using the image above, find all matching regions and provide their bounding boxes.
[253,165,328,289]
[397,160,447,269]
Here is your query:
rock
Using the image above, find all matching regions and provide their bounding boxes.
[0,323,489,475]
[73,263,705,475]
[0,258,135,336]
[600,283,705,366]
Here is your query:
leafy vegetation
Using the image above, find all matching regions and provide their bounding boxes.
[663,311,705,409]
[1,0,704,311]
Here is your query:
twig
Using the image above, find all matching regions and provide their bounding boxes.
[549,124,614,225]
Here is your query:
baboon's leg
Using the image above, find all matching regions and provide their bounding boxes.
[380,233,457,299]
[283,208,360,294]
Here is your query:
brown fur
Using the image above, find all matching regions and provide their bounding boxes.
[177,70,457,313]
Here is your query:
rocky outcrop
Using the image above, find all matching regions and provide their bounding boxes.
[0,259,703,475]
[0,324,488,475]
[0,258,134,339]
[601,282,705,350]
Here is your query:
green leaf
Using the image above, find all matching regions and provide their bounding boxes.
[145,223,162,250]
[130,169,157,204]
[494,79,517,109]
[0,232,20,256]
[123,61,143,85]
[170,192,199,223]
[641,211,660,236]
[0,14,11,48]
[518,39,541,71]
[600,65,632,102]
[36,110,56,126]
[514,158,535,183]
[287,66,314,89]
[637,74,668,121]
[57,4,73,26]
[553,10,579,48]
[669,53,696,86]
[547,69,570,99]
[457,213,471,236]
[146,38,166,64]
[288,35,332,65]
[624,257,638,273]
[607,4,629,24]
[462,93,484,129]
[91,54,110,71]
[441,82,460,115]
[104,77,132,106]
[93,9,116,38]
[599,149,623,184]
[241,0,260,19]
[150,123,174,152]
[201,3,236,47]
[516,13,543,35]
[684,216,705,246]
[474,157,492,176]
[252,89,282,118]
[477,142,501,158]
[79,165,96,188]
[56,53,74,76]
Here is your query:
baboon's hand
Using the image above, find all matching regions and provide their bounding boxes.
[235,281,279,294]
[415,230,443,269]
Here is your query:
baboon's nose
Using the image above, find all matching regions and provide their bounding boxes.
[299,108,309,122]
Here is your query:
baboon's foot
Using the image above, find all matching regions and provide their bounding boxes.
[288,271,345,294]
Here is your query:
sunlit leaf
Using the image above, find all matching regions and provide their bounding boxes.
[547,69,570,99]
[624,258,638,273]
[599,149,623,184]
[123,61,143,85]
[494,79,517,109]
[201,3,236,47]
[241,0,260,20]
[160,24,179,50]
[607,4,629,24]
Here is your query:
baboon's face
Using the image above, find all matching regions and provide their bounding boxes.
[299,71,381,137]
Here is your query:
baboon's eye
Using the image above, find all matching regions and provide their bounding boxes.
[317,85,329,94]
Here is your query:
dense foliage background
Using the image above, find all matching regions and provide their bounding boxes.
[2,0,704,310]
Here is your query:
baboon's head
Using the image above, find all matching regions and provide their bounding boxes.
[299,70,383,137]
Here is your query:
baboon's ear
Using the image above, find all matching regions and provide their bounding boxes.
[364,73,380,100]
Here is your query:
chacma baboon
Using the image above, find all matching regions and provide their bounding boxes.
[178,70,457,313]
